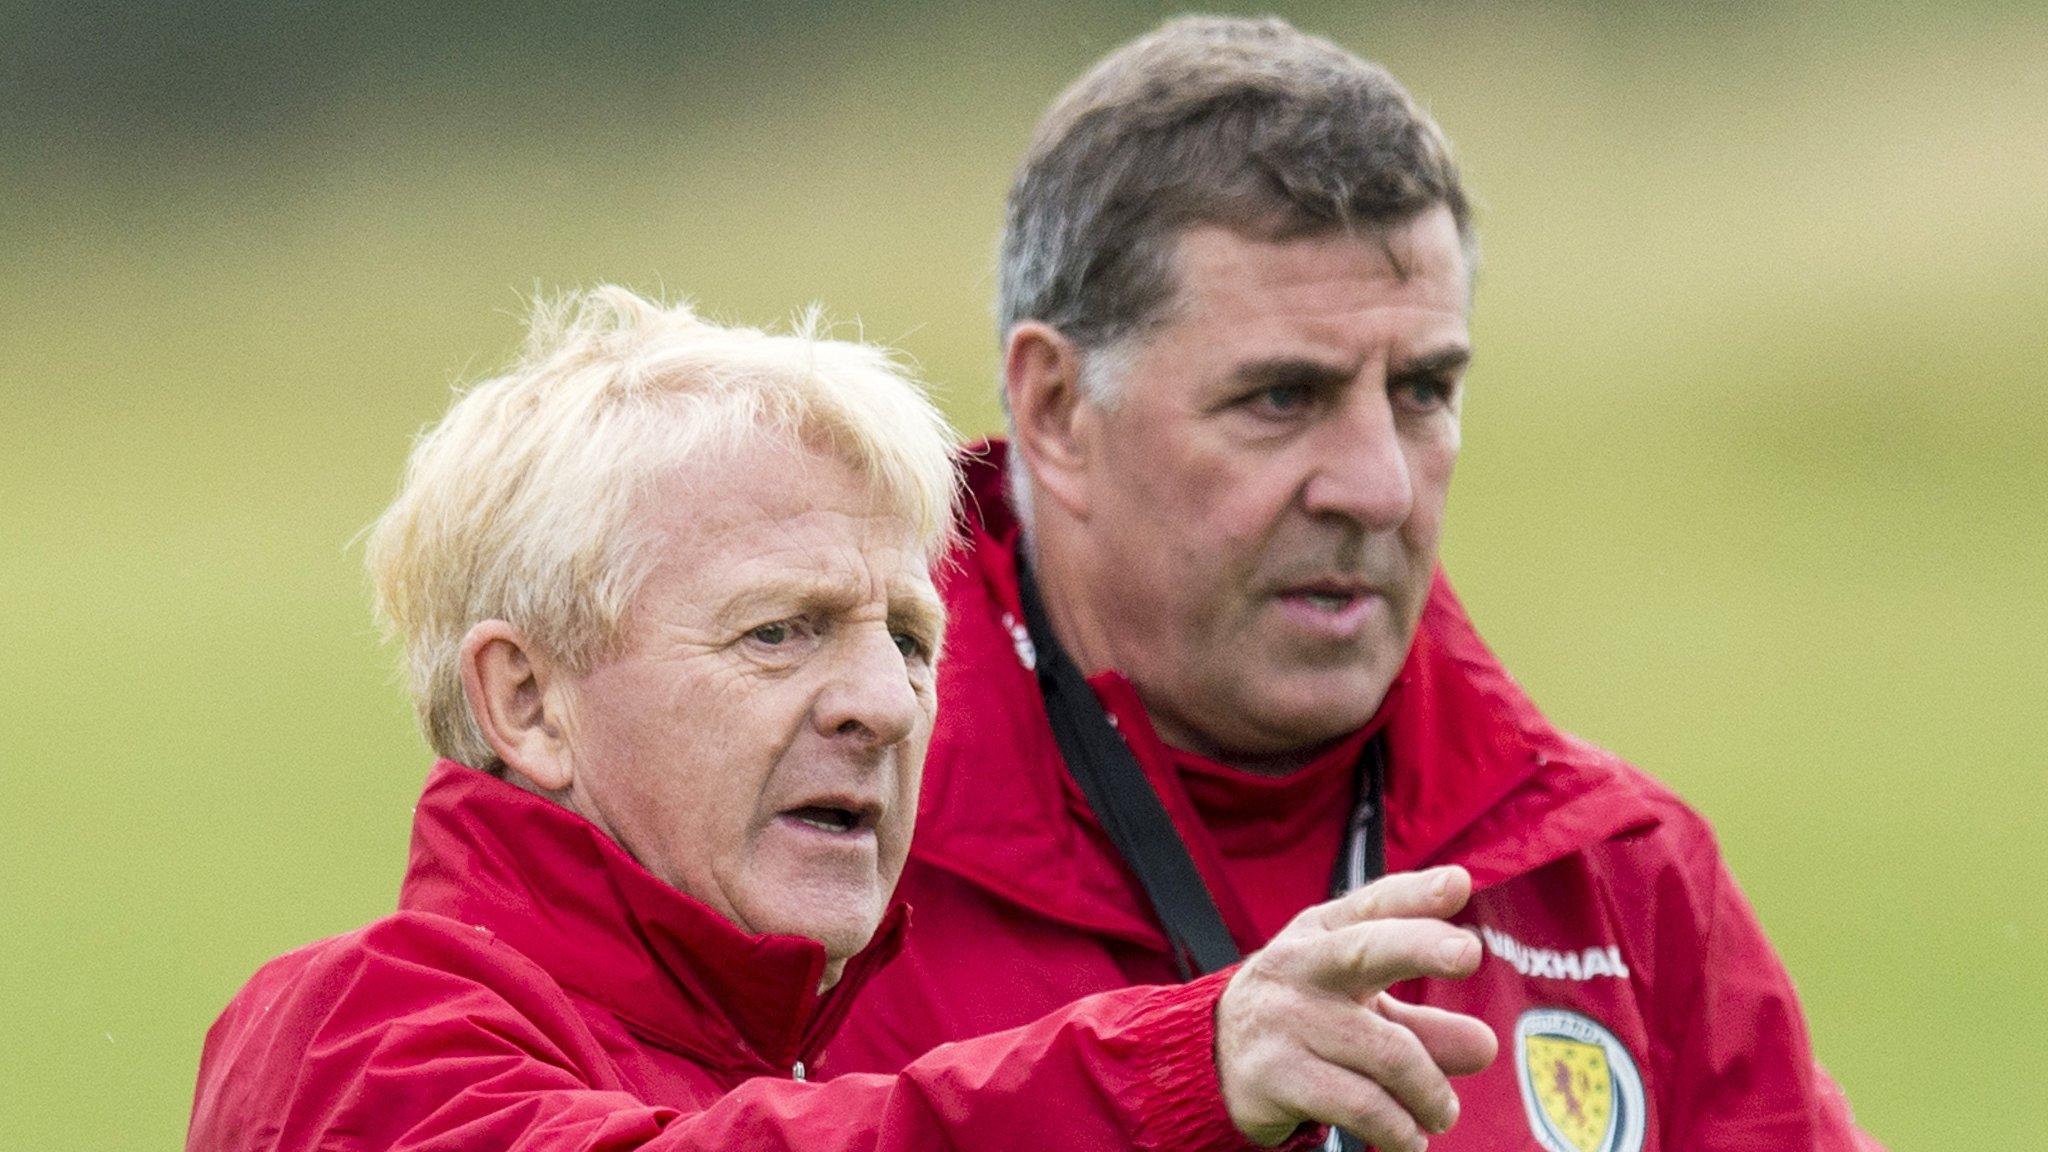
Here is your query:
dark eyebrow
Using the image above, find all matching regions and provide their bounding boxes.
[1230,357,1358,393]
[1388,346,1472,380]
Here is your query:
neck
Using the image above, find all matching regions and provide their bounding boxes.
[1020,520,1123,681]
[1144,709,1331,776]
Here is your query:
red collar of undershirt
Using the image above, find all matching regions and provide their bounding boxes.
[1082,671,1401,947]
[1122,678,1397,862]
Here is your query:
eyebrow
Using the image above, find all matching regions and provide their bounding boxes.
[1388,346,1472,380]
[718,572,945,633]
[1230,357,1358,394]
[714,574,859,626]
[889,592,948,643]
[1228,346,1473,395]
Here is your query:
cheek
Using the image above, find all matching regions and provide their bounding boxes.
[1108,417,1224,513]
[620,676,784,837]
[1216,473,1304,546]
[892,715,933,817]
[1134,444,1286,552]
[1399,423,1459,541]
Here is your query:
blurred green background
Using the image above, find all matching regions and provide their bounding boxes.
[4,1,2043,1146]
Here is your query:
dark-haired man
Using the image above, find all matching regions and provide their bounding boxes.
[825,16,1880,1152]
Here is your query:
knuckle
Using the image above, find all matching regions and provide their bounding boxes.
[1342,925,1383,971]
[1256,937,1304,975]
[1359,1017,1425,1074]
[1348,885,1385,918]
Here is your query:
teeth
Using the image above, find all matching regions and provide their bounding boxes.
[795,815,840,832]
[1304,592,1352,609]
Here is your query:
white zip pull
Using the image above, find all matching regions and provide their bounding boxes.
[791,1060,807,1082]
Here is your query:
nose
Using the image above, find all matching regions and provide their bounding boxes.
[1298,385,1413,530]
[811,623,921,750]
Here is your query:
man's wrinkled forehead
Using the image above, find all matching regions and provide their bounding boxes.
[1159,208,1475,315]
[640,438,937,583]
[1124,211,1471,354]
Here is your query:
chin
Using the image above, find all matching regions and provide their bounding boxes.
[1249,674,1391,744]
[809,923,883,975]
[752,896,885,960]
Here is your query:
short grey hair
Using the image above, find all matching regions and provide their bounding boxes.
[999,14,1472,364]
[364,286,960,770]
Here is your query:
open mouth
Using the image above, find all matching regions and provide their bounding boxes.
[1278,582,1375,611]
[1293,590,1360,611]
[783,804,872,834]
[1271,582,1383,637]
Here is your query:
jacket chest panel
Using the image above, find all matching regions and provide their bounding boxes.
[1404,871,1660,1152]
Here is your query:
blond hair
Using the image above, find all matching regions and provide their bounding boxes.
[365,286,959,768]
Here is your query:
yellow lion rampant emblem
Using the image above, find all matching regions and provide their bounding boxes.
[1514,1009,1645,1152]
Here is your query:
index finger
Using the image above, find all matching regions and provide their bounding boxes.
[1303,917,1484,995]
[1307,866,1472,932]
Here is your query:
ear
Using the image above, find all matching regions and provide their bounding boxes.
[1003,321,1096,521]
[459,620,575,792]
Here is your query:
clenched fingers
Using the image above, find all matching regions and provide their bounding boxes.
[1305,1003,1463,1136]
[1375,993,1498,1077]
[1281,1056,1434,1152]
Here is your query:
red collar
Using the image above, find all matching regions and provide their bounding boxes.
[398,761,907,1075]
[910,441,1661,950]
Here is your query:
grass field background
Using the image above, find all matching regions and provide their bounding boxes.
[4,2,2044,1147]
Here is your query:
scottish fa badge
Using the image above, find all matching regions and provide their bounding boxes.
[1513,1009,1646,1152]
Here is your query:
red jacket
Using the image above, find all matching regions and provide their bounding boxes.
[824,442,1881,1152]
[188,762,1274,1152]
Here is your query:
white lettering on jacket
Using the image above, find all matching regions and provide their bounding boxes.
[1481,925,1631,982]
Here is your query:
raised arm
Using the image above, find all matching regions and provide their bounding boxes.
[190,870,1494,1152]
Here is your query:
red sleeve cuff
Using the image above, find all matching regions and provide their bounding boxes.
[1116,967,1328,1152]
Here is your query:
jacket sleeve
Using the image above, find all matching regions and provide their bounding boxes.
[1660,849,1885,1151]
[658,969,1284,1152]
[190,925,1280,1152]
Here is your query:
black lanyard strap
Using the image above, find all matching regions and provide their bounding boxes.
[1016,553,1390,978]
[1017,553,1389,1152]
[1017,553,1241,980]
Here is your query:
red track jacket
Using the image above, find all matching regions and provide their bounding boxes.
[187,763,1277,1152]
[824,442,1881,1152]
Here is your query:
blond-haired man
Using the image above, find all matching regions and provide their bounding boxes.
[188,287,1495,1151]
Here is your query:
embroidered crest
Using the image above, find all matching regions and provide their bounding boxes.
[1513,1009,1645,1152]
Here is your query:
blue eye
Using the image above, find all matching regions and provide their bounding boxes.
[1255,383,1313,413]
[750,621,795,645]
[1394,377,1454,412]
[892,631,929,660]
